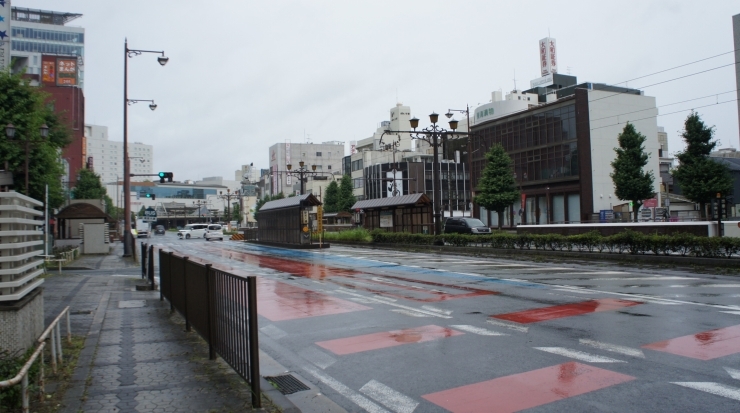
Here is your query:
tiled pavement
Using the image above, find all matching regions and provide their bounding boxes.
[43,244,277,413]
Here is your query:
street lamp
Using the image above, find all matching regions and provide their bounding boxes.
[286,161,317,195]
[5,123,49,195]
[218,189,240,224]
[123,39,168,257]
[193,200,206,223]
[379,112,472,235]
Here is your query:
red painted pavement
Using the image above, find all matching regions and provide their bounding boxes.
[642,324,740,360]
[257,278,371,321]
[491,298,642,324]
[422,362,635,413]
[316,325,464,355]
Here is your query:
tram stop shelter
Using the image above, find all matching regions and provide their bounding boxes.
[352,193,433,234]
[256,193,326,248]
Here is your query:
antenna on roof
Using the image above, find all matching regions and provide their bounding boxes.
[513,69,517,91]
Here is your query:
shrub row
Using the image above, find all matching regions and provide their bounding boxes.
[368,229,740,258]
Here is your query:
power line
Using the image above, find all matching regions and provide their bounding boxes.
[614,49,736,86]
[589,89,737,122]
[589,98,738,131]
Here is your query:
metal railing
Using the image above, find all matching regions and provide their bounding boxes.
[141,243,157,290]
[0,306,72,413]
[159,249,261,408]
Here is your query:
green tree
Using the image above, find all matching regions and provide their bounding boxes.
[72,169,107,199]
[0,71,70,207]
[473,144,519,229]
[673,113,733,218]
[323,180,340,213]
[231,202,241,223]
[337,174,355,212]
[254,193,284,222]
[137,205,146,217]
[610,123,655,222]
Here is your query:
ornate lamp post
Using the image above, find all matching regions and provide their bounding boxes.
[286,161,317,195]
[5,123,49,195]
[218,189,240,224]
[193,200,206,223]
[122,39,168,257]
[380,112,471,235]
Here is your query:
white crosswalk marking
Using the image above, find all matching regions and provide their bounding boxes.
[450,325,507,336]
[724,367,740,380]
[303,366,390,413]
[672,382,740,401]
[534,347,626,363]
[579,339,645,358]
[360,380,419,413]
[421,305,452,316]
[486,319,528,333]
[391,309,429,317]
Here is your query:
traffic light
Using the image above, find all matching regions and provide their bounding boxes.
[158,172,173,183]
[146,193,156,200]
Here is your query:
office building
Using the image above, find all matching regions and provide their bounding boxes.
[85,124,153,184]
[734,13,740,145]
[268,141,345,196]
[10,6,86,187]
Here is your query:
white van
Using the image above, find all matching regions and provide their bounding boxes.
[178,223,209,239]
[205,224,224,241]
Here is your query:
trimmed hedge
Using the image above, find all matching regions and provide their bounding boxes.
[367,229,740,258]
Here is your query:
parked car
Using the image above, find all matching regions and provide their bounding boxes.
[444,217,491,234]
[178,223,209,239]
[154,225,166,235]
[205,224,224,241]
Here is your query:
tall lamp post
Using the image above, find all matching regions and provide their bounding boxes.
[5,123,49,195]
[123,39,168,257]
[380,112,471,235]
[193,200,206,223]
[218,189,240,224]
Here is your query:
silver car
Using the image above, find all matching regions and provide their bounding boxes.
[205,224,224,241]
[177,223,208,239]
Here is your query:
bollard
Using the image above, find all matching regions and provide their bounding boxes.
[66,310,72,343]
[56,323,63,365]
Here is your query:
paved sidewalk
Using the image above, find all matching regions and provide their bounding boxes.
[43,243,280,413]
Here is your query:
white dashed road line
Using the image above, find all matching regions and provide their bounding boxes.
[360,380,419,413]
[450,324,508,336]
[724,367,740,380]
[579,339,645,358]
[486,319,529,333]
[672,382,740,402]
[534,347,626,363]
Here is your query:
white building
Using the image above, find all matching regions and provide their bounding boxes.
[85,124,153,184]
[268,141,345,196]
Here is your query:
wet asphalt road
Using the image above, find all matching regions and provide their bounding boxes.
[148,234,740,413]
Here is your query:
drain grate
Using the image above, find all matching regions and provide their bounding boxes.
[264,374,310,395]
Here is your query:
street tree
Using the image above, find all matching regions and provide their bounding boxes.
[610,123,655,222]
[673,113,733,218]
[72,169,106,199]
[323,180,340,213]
[0,71,70,207]
[473,144,519,229]
[338,174,355,212]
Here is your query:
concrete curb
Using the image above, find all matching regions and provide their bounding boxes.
[330,240,740,269]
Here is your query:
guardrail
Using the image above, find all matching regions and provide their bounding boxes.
[158,249,261,408]
[0,306,71,413]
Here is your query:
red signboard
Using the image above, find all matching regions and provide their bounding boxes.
[643,198,658,208]
[56,58,78,86]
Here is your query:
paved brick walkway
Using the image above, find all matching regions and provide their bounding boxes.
[43,244,272,413]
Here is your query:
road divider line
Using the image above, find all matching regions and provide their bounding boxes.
[534,347,626,363]
[671,382,740,401]
[486,319,528,333]
[391,309,430,317]
[360,380,419,413]
[579,339,645,358]
[450,325,508,336]
[303,366,390,413]
[421,305,452,316]
[724,367,740,380]
[336,289,452,318]
[720,311,740,316]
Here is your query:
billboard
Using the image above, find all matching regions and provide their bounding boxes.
[56,58,78,86]
[386,170,403,197]
[0,0,10,72]
[539,37,558,76]
[42,60,56,83]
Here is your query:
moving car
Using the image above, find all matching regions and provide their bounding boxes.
[177,223,209,239]
[444,217,491,234]
[154,225,166,235]
[205,224,224,241]
[136,219,151,238]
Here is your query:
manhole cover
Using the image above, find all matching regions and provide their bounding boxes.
[118,300,146,308]
[264,374,310,395]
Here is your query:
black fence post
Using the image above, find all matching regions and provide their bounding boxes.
[204,264,216,360]
[148,245,155,290]
[141,242,147,278]
[159,250,164,301]
[247,276,261,408]
[168,252,174,312]
[183,256,191,332]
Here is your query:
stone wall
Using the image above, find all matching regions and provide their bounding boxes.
[0,288,44,354]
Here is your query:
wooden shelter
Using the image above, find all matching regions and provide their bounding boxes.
[352,193,433,234]
[257,194,323,247]
[56,202,116,239]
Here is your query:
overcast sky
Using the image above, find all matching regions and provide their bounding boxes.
[20,0,740,182]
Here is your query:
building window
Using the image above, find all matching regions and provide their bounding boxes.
[316,152,322,156]
[328,165,332,170]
